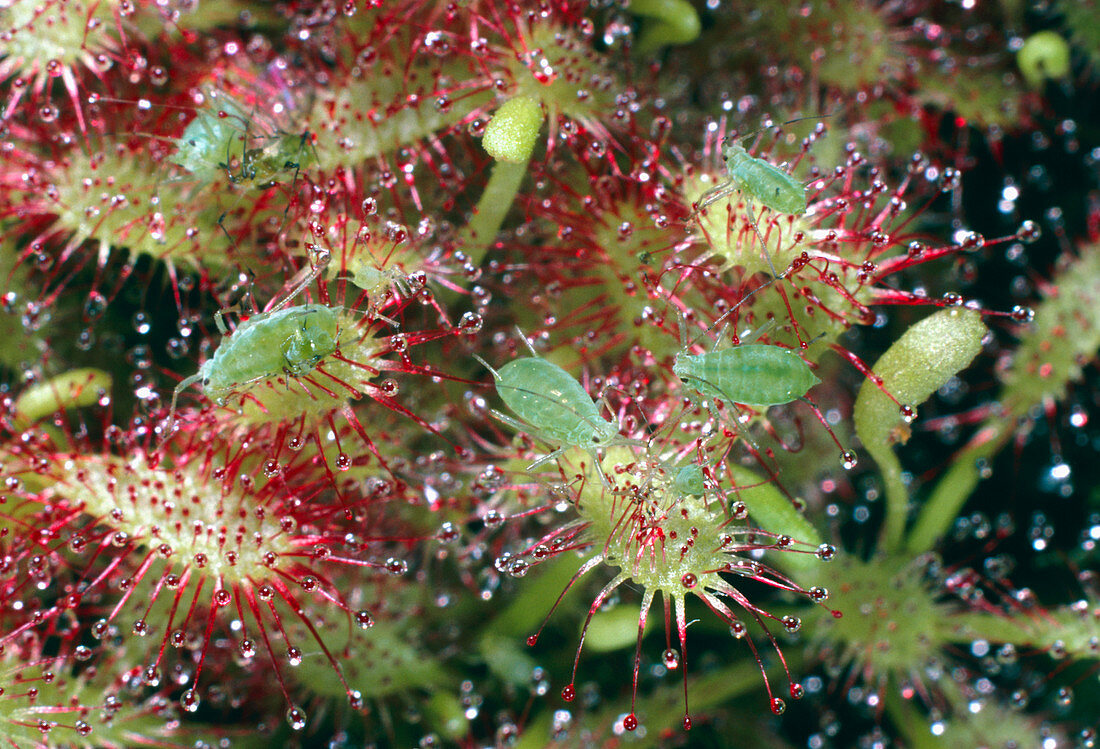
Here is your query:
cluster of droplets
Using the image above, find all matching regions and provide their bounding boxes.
[1,0,1097,746]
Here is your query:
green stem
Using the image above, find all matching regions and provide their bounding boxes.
[852,308,987,553]
[727,464,823,577]
[907,418,1010,554]
[629,0,701,54]
[460,158,530,267]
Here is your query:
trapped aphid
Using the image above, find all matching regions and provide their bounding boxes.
[475,331,641,484]
[696,135,807,217]
[673,339,821,411]
[670,462,707,496]
[93,89,315,239]
[672,299,856,469]
[692,120,823,278]
[164,244,335,432]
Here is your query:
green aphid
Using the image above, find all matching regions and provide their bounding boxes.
[165,246,336,430]
[673,343,821,411]
[697,137,808,217]
[694,125,816,279]
[172,94,314,189]
[476,332,641,483]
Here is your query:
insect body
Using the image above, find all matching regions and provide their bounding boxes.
[196,304,339,403]
[476,333,638,483]
[489,357,620,448]
[165,246,335,431]
[693,126,816,280]
[169,90,314,190]
[670,463,706,496]
[673,343,820,410]
[696,135,808,217]
[673,315,854,468]
[723,141,806,214]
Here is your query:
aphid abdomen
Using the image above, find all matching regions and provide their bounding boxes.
[203,305,339,395]
[727,153,807,215]
[676,344,820,408]
[671,464,706,496]
[495,357,612,445]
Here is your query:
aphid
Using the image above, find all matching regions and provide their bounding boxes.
[165,244,335,429]
[673,339,821,412]
[475,331,640,483]
[692,120,822,279]
[672,301,856,468]
[670,462,707,496]
[697,135,807,217]
[93,89,315,239]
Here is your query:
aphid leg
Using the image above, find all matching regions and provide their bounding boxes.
[675,279,775,354]
[744,199,784,280]
[213,305,233,335]
[530,445,613,488]
[265,244,331,313]
[525,447,565,471]
[161,371,205,445]
[472,354,501,381]
[690,179,739,220]
[722,403,773,468]
[513,326,539,357]
[273,131,316,237]
[738,317,778,345]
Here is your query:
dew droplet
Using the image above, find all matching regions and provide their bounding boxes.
[662,648,680,669]
[1010,305,1034,323]
[1016,219,1041,243]
[841,450,858,469]
[286,705,307,731]
[180,689,200,713]
[83,292,108,322]
[459,311,483,332]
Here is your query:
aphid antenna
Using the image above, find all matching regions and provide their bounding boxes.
[673,280,776,355]
[722,113,834,155]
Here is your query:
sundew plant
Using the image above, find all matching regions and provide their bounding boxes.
[1,1,1099,747]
